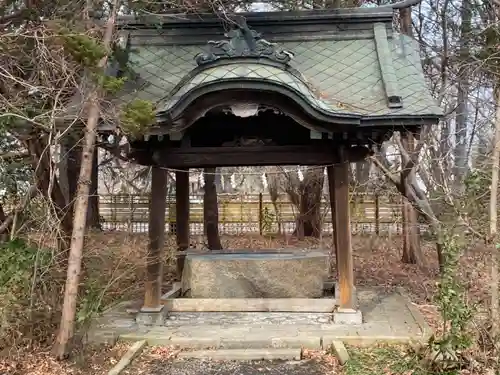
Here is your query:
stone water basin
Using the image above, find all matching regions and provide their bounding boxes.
[181,250,329,299]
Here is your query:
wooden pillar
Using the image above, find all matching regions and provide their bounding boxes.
[327,156,354,309]
[175,169,190,280]
[87,145,100,229]
[204,167,222,250]
[327,166,339,271]
[143,166,168,309]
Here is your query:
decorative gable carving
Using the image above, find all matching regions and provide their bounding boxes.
[195,18,294,66]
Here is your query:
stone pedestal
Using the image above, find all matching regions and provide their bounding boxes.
[182,250,329,298]
[333,308,363,325]
[136,306,165,326]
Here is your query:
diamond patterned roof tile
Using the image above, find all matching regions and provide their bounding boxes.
[117,28,441,121]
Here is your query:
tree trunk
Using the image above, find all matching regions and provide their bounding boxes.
[287,169,324,239]
[453,0,472,192]
[400,132,424,266]
[266,167,282,234]
[52,3,118,359]
[26,137,73,253]
[489,86,500,338]
[298,169,324,238]
[203,168,222,250]
[397,7,424,266]
[372,154,444,271]
[0,202,8,242]
[63,132,100,229]
[354,160,370,192]
[0,185,37,237]
[66,133,81,215]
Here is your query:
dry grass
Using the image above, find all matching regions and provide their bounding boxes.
[0,343,130,375]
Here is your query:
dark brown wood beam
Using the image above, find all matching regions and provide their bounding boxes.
[144,145,370,168]
[204,167,222,250]
[143,166,168,309]
[175,169,190,280]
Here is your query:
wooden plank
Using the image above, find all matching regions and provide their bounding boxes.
[162,298,338,312]
[161,282,182,299]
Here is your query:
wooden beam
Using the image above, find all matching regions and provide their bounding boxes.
[175,169,190,280]
[147,145,370,168]
[328,155,354,309]
[143,166,168,309]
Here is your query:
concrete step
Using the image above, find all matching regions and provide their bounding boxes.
[177,348,302,361]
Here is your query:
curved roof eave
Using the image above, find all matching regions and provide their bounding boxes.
[156,78,363,128]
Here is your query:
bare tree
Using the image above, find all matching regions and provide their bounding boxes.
[284,168,325,239]
[489,86,500,338]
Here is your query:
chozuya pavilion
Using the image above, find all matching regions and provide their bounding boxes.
[105,0,441,323]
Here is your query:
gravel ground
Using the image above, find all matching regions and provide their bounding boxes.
[123,358,334,375]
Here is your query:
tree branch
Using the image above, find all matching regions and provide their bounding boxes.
[0,184,38,234]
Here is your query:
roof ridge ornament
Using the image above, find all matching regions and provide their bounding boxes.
[194,16,294,66]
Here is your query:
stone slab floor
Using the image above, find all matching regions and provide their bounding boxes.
[88,288,430,349]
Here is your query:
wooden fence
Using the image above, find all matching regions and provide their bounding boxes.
[99,193,420,235]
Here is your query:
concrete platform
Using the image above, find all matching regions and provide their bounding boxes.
[162,298,338,312]
[160,280,340,313]
[87,288,430,350]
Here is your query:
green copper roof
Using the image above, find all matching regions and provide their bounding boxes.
[162,63,338,113]
[116,12,442,128]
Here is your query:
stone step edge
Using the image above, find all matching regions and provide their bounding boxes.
[177,348,302,361]
[119,331,416,349]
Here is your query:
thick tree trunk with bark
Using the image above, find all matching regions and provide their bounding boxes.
[62,132,100,229]
[400,132,424,266]
[0,202,8,242]
[372,137,444,272]
[53,115,101,360]
[354,160,370,192]
[286,168,325,239]
[488,86,500,338]
[52,3,118,358]
[266,167,283,234]
[26,136,73,252]
[453,0,472,191]
[397,8,424,266]
[203,168,222,250]
[298,169,324,238]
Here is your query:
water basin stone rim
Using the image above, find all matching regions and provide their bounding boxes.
[185,251,327,261]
